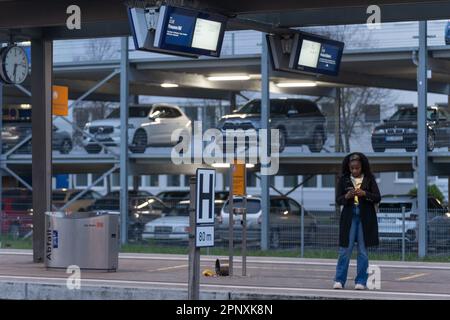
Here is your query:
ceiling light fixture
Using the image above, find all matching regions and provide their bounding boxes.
[207,75,251,81]
[161,83,179,88]
[276,82,317,88]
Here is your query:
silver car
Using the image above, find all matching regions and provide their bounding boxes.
[377,195,448,243]
[216,99,327,152]
[142,200,190,242]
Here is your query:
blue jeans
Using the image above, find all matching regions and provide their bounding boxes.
[334,206,369,287]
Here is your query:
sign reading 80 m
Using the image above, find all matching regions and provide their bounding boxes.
[195,169,215,247]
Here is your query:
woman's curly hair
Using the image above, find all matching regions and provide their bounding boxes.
[341,152,374,178]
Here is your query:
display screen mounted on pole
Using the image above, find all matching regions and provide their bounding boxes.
[128,5,227,58]
[289,33,344,76]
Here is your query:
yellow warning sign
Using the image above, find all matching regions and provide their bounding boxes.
[232,163,246,196]
[52,85,68,116]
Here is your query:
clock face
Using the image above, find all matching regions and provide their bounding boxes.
[1,46,29,84]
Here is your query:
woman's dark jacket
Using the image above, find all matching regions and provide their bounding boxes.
[336,174,381,247]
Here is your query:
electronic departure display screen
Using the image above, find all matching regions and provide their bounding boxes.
[154,5,227,57]
[290,33,344,76]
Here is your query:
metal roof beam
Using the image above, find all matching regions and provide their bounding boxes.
[238,1,450,27]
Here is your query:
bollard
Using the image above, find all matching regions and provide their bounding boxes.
[215,258,230,276]
[401,205,406,262]
[301,205,305,258]
[234,206,247,276]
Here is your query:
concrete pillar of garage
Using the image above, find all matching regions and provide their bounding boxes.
[31,38,53,262]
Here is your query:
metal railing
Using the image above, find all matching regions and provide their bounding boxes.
[2,186,450,261]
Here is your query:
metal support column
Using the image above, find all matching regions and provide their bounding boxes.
[229,92,236,114]
[260,33,270,250]
[334,87,341,153]
[120,37,129,245]
[417,21,428,258]
[0,83,3,246]
[447,93,450,203]
[31,38,53,262]
[334,87,342,219]
[188,176,200,300]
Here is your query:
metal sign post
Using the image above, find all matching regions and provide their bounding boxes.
[188,176,199,300]
[188,169,215,300]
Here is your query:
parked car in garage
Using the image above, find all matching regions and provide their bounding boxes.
[52,189,102,213]
[371,105,450,152]
[213,191,229,216]
[377,195,448,244]
[217,195,318,248]
[1,188,33,239]
[87,191,166,241]
[82,104,191,154]
[142,200,191,242]
[428,212,450,250]
[2,124,73,154]
[445,21,450,45]
[155,190,228,212]
[216,98,327,152]
[155,190,190,207]
[142,192,228,243]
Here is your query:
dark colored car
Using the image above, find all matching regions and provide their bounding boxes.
[371,106,450,152]
[2,123,73,154]
[428,213,450,250]
[156,190,190,207]
[216,98,327,152]
[105,190,153,198]
[214,191,228,217]
[87,191,165,241]
[446,21,450,45]
[156,190,228,214]
[217,195,318,248]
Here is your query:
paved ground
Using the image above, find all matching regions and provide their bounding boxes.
[1,249,450,299]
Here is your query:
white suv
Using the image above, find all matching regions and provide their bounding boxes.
[83,104,191,153]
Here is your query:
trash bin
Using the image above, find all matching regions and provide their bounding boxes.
[45,211,119,271]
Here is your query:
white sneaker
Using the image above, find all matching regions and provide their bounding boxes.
[333,282,343,289]
[354,284,366,290]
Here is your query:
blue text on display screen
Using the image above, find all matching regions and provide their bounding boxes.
[154,5,227,57]
[289,33,345,76]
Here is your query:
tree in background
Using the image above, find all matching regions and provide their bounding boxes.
[72,38,120,147]
[409,185,445,204]
[306,25,396,152]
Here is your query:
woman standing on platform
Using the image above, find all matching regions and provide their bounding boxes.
[333,152,380,290]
